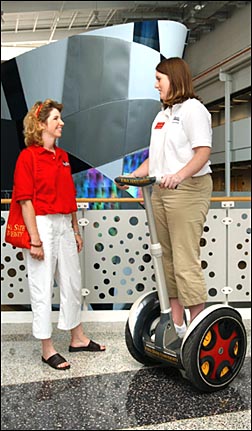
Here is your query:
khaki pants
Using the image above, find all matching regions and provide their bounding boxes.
[151,174,213,307]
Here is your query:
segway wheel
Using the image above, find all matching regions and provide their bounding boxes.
[125,320,156,365]
[125,298,161,365]
[182,308,247,392]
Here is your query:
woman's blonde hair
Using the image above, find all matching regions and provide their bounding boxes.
[23,98,63,147]
[156,57,201,107]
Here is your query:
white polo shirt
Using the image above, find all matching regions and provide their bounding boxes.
[149,98,212,177]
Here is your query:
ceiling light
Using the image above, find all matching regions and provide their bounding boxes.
[188,10,196,24]
[194,3,206,11]
[218,104,234,108]
[232,98,249,103]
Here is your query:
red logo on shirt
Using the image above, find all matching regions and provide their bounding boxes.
[154,122,165,129]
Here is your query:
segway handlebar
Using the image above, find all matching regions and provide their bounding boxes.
[114,176,161,187]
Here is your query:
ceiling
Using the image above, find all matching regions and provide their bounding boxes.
[1,1,250,60]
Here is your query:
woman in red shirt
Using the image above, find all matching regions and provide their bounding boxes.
[14,99,105,370]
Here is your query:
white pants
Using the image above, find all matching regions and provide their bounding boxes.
[24,214,82,339]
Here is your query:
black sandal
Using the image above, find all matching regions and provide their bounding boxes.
[42,353,70,370]
[69,340,106,352]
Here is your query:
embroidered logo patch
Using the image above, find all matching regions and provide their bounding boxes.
[154,122,165,129]
[62,161,70,166]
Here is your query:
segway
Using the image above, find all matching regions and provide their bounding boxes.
[115,176,247,392]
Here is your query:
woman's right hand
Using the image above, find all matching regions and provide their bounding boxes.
[114,181,129,190]
[114,159,149,190]
[114,173,135,190]
[30,244,44,261]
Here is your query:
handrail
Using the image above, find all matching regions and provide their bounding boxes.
[1,196,251,204]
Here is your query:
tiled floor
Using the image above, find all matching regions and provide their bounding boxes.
[1,317,251,430]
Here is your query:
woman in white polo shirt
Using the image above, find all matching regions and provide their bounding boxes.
[120,57,213,338]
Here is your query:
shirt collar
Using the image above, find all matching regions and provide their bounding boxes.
[32,143,57,154]
[163,103,182,117]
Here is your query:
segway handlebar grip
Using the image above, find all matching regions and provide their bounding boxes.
[114,176,158,187]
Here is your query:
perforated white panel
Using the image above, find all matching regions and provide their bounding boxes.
[227,209,251,301]
[83,210,156,305]
[1,207,251,307]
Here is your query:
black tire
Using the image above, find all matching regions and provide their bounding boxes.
[125,298,161,365]
[182,308,247,392]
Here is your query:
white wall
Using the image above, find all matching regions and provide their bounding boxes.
[184,3,251,78]
[184,3,251,165]
[211,117,251,164]
[184,3,251,104]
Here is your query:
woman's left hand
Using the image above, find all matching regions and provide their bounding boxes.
[160,173,182,189]
[75,234,83,253]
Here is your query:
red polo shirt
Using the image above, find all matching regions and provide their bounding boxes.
[14,144,77,215]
